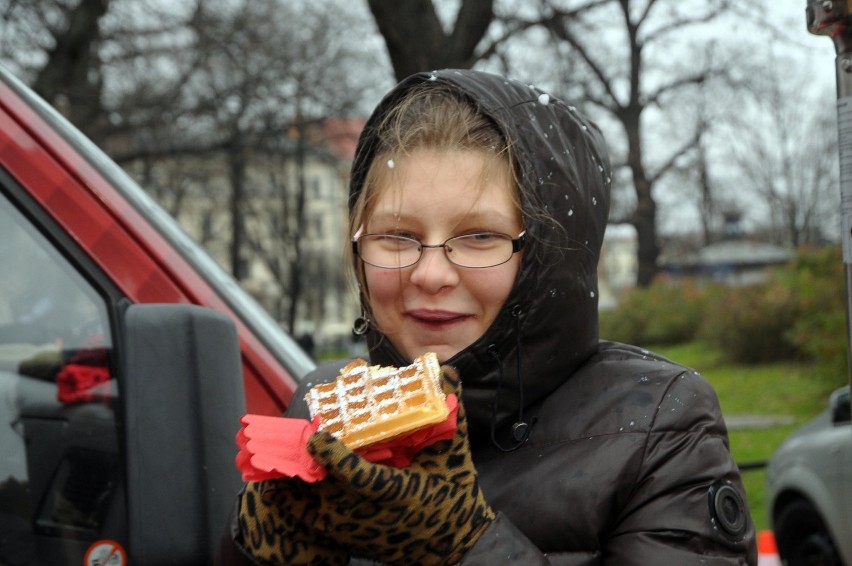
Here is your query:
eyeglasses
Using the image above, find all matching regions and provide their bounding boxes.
[352,230,526,269]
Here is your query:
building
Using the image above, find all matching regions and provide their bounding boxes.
[660,240,794,286]
[598,223,638,311]
[123,117,366,355]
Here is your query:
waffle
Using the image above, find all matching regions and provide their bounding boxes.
[305,352,448,449]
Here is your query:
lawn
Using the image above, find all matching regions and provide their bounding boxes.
[653,341,847,532]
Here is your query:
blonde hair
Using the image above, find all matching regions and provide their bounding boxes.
[347,83,522,309]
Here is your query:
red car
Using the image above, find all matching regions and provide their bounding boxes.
[0,65,312,564]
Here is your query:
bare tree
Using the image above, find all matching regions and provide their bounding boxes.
[1,0,110,138]
[725,61,838,247]
[1,0,387,340]
[657,51,749,248]
[1,0,205,146]
[247,2,382,333]
[368,0,495,80]
[530,0,737,286]
[367,0,741,285]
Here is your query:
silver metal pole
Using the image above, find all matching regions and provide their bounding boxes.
[807,0,852,389]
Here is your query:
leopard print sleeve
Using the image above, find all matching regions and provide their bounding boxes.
[234,479,349,565]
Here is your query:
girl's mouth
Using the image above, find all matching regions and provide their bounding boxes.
[407,309,470,329]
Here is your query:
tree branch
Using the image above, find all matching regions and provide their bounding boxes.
[643,2,729,44]
[449,0,495,66]
[539,8,623,111]
[649,129,701,185]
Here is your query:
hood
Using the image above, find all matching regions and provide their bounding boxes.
[350,69,611,446]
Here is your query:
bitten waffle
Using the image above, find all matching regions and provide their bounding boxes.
[305,352,448,450]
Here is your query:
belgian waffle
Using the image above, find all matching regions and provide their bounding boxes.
[305,352,448,449]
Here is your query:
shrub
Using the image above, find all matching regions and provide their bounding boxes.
[698,280,802,364]
[783,247,847,375]
[697,246,846,366]
[600,278,707,346]
[602,246,848,370]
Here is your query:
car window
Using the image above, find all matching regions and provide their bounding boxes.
[0,190,123,564]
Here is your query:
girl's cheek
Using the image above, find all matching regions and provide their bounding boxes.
[365,269,407,299]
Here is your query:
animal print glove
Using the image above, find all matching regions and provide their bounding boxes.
[235,479,348,565]
[306,366,495,565]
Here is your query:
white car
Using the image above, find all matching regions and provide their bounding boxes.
[766,386,851,565]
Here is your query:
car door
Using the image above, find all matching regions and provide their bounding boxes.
[0,184,126,563]
[0,62,313,564]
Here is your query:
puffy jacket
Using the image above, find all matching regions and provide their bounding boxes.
[287,339,755,565]
[223,69,757,565]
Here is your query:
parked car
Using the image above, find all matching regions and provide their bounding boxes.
[0,64,314,564]
[766,385,851,565]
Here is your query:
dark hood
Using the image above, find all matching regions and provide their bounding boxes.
[350,69,611,446]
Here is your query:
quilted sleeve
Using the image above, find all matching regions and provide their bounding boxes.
[460,513,550,565]
[604,371,757,565]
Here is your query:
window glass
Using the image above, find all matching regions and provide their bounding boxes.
[0,191,121,563]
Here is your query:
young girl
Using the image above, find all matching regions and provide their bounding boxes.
[221,69,756,565]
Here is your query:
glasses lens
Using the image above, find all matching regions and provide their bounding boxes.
[448,233,514,268]
[358,235,420,268]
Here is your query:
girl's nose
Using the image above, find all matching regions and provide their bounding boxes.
[409,246,460,292]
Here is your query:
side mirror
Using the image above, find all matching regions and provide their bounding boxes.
[829,386,851,426]
[121,304,245,565]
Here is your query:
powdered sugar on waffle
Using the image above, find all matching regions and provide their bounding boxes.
[305,353,448,449]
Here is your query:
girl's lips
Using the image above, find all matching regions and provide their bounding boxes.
[406,309,470,328]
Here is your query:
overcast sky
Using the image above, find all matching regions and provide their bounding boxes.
[769,2,837,90]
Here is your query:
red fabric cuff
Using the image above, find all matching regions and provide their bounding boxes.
[236,393,459,482]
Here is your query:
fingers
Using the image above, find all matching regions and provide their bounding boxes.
[307,431,359,471]
[307,431,403,498]
[439,364,473,440]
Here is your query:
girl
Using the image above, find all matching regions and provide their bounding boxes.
[221,69,756,565]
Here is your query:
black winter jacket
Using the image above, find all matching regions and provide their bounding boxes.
[224,69,757,565]
[288,340,755,565]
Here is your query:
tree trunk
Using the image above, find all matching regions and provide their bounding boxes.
[287,121,308,334]
[697,135,715,247]
[623,108,660,287]
[229,143,248,280]
[32,0,110,137]
[633,183,659,287]
[367,0,494,80]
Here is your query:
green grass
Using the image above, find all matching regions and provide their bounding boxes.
[653,342,847,532]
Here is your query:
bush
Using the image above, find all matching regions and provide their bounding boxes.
[783,247,847,375]
[698,280,802,364]
[697,246,846,366]
[602,246,848,369]
[600,278,707,346]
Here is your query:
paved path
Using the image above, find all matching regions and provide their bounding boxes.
[724,414,796,431]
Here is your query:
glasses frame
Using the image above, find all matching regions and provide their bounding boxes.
[352,229,526,269]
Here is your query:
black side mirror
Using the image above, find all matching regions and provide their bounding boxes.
[830,386,851,425]
[121,304,245,565]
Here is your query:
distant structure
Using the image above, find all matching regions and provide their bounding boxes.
[598,215,797,312]
[598,224,638,311]
[125,117,367,355]
[659,240,794,286]
[659,210,795,285]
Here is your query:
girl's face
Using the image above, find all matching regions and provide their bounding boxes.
[362,149,523,362]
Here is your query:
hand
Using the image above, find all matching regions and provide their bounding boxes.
[235,479,348,565]
[306,366,494,565]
